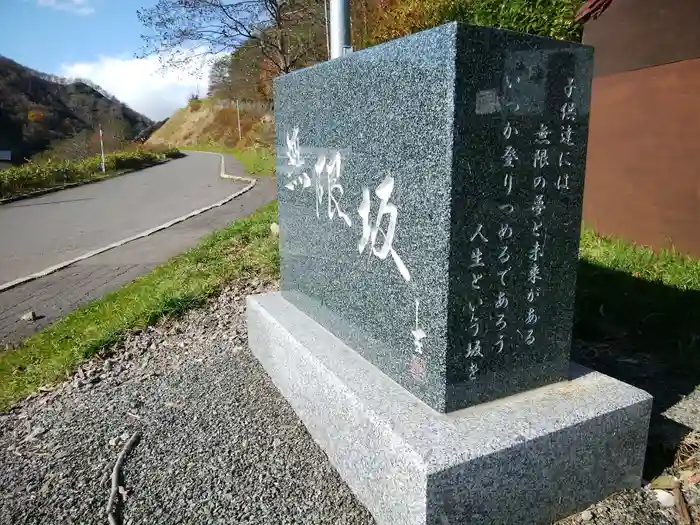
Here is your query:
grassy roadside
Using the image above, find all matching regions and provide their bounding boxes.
[0,146,183,201]
[0,200,279,410]
[1,166,161,205]
[3,145,700,410]
[181,144,275,177]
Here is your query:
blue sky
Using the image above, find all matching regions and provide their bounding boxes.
[0,0,215,119]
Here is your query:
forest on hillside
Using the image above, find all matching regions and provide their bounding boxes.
[0,55,153,163]
[137,0,589,107]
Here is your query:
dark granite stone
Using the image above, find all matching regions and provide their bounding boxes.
[274,21,594,413]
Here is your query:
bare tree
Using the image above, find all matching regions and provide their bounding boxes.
[207,54,232,96]
[136,0,326,76]
[229,42,266,100]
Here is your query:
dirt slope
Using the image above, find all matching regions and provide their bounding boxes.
[147,98,274,149]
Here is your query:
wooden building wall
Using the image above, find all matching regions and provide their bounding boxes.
[581,0,700,256]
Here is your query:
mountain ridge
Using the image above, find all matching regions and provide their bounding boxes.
[0,55,153,162]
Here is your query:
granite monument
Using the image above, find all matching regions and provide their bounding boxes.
[247,21,652,525]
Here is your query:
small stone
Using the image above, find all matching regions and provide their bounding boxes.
[32,425,46,437]
[653,489,675,508]
[686,490,700,506]
[103,360,113,372]
[120,431,130,442]
[580,510,593,521]
[270,222,280,236]
[24,425,47,442]
[20,310,37,322]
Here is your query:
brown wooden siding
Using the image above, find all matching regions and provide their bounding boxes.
[583,0,700,77]
[582,58,700,258]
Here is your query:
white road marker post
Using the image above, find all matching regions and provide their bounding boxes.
[99,124,106,173]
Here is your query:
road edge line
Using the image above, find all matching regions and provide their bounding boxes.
[0,152,257,293]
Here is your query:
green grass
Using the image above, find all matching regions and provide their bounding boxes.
[0,200,279,410]
[579,226,700,287]
[182,144,275,177]
[4,143,700,409]
[575,225,700,367]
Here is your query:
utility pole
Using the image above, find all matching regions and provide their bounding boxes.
[324,0,331,59]
[236,99,242,142]
[330,0,352,59]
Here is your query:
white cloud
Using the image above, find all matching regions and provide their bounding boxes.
[60,52,220,121]
[38,0,95,16]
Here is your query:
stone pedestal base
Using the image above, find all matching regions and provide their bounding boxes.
[246,292,653,525]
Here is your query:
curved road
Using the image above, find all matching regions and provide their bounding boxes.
[0,152,276,345]
[0,152,244,285]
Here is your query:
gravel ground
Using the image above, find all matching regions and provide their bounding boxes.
[0,277,692,525]
[556,489,677,525]
[0,278,374,525]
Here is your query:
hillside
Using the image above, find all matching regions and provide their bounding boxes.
[147,98,274,150]
[134,119,169,143]
[0,55,153,162]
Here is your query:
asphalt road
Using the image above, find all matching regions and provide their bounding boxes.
[0,152,244,285]
[0,153,277,346]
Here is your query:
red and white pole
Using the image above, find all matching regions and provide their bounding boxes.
[99,124,106,173]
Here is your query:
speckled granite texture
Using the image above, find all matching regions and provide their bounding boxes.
[247,293,653,525]
[274,21,595,413]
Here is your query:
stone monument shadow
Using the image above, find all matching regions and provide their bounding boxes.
[573,259,700,478]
